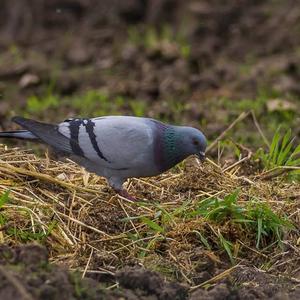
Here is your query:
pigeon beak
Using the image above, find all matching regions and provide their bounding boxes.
[197,151,206,162]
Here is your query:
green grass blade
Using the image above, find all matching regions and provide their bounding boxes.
[269,127,281,163]
[172,198,192,217]
[218,232,234,264]
[224,189,240,205]
[46,220,57,236]
[280,129,292,151]
[232,219,255,223]
[287,144,300,165]
[193,230,211,250]
[141,217,164,233]
[0,190,10,208]
[291,144,300,157]
[256,217,263,248]
[277,139,294,165]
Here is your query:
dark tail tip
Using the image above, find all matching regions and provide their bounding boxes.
[12,116,26,124]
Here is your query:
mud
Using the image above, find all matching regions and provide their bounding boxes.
[0,244,299,300]
[0,244,187,300]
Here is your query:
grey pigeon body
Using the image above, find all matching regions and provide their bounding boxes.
[0,116,207,199]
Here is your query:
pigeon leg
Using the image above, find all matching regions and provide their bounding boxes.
[108,177,137,201]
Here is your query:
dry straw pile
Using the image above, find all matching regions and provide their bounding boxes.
[0,142,299,287]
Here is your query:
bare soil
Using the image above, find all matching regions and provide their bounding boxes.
[0,244,299,300]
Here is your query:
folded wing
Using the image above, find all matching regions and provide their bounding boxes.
[13,116,155,171]
[59,116,154,170]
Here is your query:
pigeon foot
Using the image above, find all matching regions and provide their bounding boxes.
[117,189,137,201]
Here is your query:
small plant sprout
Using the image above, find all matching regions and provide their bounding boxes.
[0,191,10,226]
[257,127,300,172]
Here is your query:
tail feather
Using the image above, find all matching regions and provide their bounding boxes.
[12,116,73,154]
[0,130,37,140]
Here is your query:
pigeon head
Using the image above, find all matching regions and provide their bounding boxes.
[175,126,207,161]
[154,122,207,172]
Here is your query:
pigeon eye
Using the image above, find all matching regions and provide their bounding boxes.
[192,139,199,146]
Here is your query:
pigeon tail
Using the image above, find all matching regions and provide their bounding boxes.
[12,116,73,154]
[0,130,37,140]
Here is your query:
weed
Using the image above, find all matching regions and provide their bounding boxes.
[127,190,292,262]
[246,200,293,248]
[191,189,244,222]
[7,219,57,243]
[218,231,235,264]
[256,127,300,170]
[141,217,165,233]
[193,230,211,250]
[0,191,10,226]
[0,190,10,209]
[1,202,57,244]
[192,190,293,252]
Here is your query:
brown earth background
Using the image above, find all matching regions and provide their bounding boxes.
[0,1,299,299]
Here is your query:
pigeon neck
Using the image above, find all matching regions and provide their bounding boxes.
[153,121,187,172]
[164,126,187,168]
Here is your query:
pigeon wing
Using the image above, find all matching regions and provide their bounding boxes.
[60,116,155,171]
[95,117,154,169]
[13,116,155,172]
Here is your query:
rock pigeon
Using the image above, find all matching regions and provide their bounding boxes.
[0,116,207,200]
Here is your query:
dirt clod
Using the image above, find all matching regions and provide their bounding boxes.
[190,284,230,300]
[0,244,191,300]
[117,267,188,300]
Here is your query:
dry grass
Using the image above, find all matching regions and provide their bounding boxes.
[0,144,299,288]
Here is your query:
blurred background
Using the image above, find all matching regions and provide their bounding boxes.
[0,0,299,155]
